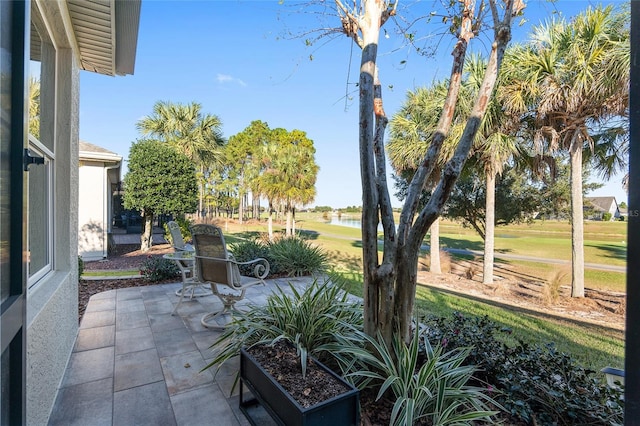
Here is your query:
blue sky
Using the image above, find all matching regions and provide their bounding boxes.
[77,0,628,208]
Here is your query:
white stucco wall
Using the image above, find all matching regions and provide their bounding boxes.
[26,43,80,426]
[78,161,108,260]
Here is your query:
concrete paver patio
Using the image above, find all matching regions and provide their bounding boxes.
[48,277,318,426]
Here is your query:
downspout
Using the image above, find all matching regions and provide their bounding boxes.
[103,163,120,258]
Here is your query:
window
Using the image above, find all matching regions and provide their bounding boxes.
[27,136,53,286]
[26,22,54,288]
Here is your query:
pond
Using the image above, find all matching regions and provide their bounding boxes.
[329,214,388,232]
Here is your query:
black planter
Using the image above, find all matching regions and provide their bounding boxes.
[239,347,360,426]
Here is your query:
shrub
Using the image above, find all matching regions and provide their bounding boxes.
[603,212,612,221]
[269,236,328,277]
[139,256,180,282]
[542,270,567,305]
[422,312,624,425]
[78,256,84,278]
[230,240,276,276]
[231,236,328,278]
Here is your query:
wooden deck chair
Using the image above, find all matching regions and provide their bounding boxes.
[190,224,269,329]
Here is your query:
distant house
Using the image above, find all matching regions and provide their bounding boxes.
[585,196,620,221]
[79,141,122,260]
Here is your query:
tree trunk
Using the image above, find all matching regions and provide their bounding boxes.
[198,164,205,217]
[429,218,441,274]
[349,0,517,346]
[286,203,293,237]
[140,211,154,252]
[292,208,296,235]
[569,135,585,297]
[483,170,496,284]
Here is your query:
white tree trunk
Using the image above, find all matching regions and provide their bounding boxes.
[483,171,496,284]
[268,203,274,241]
[430,218,441,274]
[286,207,293,237]
[569,135,585,297]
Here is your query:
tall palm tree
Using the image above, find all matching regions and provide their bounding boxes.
[258,129,318,238]
[388,82,456,274]
[463,55,520,284]
[500,5,630,297]
[137,101,225,216]
[389,55,519,283]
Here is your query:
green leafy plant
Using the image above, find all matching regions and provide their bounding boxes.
[331,327,498,426]
[78,256,84,278]
[231,235,328,278]
[230,240,276,276]
[139,256,180,282]
[203,279,364,386]
[268,236,328,277]
[423,312,624,425]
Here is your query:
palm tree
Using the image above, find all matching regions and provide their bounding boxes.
[29,77,40,139]
[463,56,520,284]
[226,121,271,223]
[137,101,225,216]
[388,82,456,274]
[389,56,519,283]
[500,5,630,297]
[258,129,318,238]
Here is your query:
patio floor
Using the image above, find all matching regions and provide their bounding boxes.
[47,277,319,426]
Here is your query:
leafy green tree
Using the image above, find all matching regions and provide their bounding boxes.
[500,5,629,297]
[136,101,225,216]
[225,120,271,223]
[123,139,198,251]
[445,166,539,238]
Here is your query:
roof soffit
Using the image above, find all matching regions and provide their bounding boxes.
[30,0,140,77]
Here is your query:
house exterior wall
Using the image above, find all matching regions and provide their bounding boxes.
[79,161,108,260]
[25,34,80,426]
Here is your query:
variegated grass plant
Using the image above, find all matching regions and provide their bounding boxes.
[202,278,364,390]
[329,326,499,426]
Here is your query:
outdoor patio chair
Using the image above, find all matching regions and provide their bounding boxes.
[190,223,270,329]
[167,220,193,252]
[166,221,210,311]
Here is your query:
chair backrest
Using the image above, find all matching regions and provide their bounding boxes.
[167,221,189,251]
[191,224,240,288]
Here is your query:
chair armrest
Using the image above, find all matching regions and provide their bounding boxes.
[195,255,270,279]
[233,257,270,279]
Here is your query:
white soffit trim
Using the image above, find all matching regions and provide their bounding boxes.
[67,0,115,76]
[30,0,140,77]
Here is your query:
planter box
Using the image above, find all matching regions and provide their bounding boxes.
[239,347,360,426]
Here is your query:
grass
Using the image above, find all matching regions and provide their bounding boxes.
[294,214,627,293]
[82,269,139,277]
[335,271,624,372]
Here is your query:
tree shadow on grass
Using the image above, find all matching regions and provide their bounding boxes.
[587,242,626,262]
[438,236,484,252]
[297,229,320,240]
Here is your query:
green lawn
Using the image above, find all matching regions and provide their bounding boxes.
[336,272,624,372]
